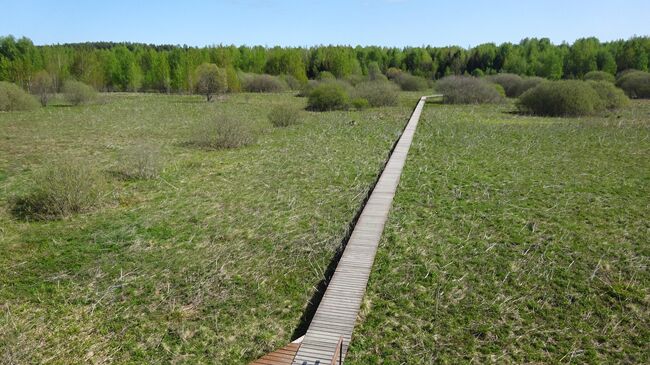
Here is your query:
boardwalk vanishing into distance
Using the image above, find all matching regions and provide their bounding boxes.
[251,95,437,365]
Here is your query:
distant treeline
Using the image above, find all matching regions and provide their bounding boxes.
[1,35,649,93]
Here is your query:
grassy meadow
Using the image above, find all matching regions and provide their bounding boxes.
[347,101,650,363]
[0,91,420,363]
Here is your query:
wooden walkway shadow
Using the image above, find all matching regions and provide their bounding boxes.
[251,95,434,365]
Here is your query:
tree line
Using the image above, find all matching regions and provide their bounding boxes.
[1,35,648,93]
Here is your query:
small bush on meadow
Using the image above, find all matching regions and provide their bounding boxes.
[63,80,97,105]
[317,71,336,81]
[344,74,365,86]
[225,66,241,93]
[12,158,106,220]
[353,80,399,107]
[31,70,54,106]
[517,77,544,96]
[517,80,604,116]
[191,114,257,149]
[487,73,523,97]
[584,71,615,83]
[352,97,370,110]
[587,81,630,109]
[268,104,302,127]
[241,73,287,93]
[0,81,39,111]
[367,62,387,82]
[616,70,650,98]
[118,143,163,180]
[195,63,227,101]
[307,82,350,111]
[297,80,319,97]
[436,76,503,104]
[386,67,402,81]
[492,83,506,97]
[280,74,303,90]
[391,73,428,91]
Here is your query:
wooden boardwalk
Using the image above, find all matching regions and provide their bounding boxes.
[290,96,431,365]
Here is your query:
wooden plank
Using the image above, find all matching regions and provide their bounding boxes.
[292,97,429,365]
[250,340,301,365]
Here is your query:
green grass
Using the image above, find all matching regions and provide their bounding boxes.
[0,92,420,363]
[347,101,650,363]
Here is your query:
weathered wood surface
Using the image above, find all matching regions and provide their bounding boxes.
[292,97,429,365]
[250,339,302,365]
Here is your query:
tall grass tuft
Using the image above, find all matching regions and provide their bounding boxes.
[12,158,107,220]
[191,114,257,149]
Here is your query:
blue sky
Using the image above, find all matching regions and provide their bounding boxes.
[2,0,648,47]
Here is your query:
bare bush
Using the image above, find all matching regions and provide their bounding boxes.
[268,104,302,127]
[240,73,287,93]
[191,114,257,149]
[31,70,54,106]
[353,81,399,107]
[12,158,106,220]
[436,76,503,104]
[118,143,163,179]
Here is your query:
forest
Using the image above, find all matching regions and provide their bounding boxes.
[1,35,649,93]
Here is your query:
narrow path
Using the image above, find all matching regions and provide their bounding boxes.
[291,96,432,365]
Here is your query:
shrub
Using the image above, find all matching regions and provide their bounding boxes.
[225,66,241,93]
[587,81,630,109]
[280,74,302,90]
[307,82,350,111]
[352,97,370,110]
[353,80,399,107]
[492,83,506,97]
[487,73,544,97]
[392,73,429,91]
[268,104,301,127]
[118,143,163,180]
[191,114,257,149]
[344,74,365,86]
[297,80,319,97]
[12,158,106,220]
[0,81,39,111]
[386,67,402,80]
[31,70,54,106]
[367,62,386,81]
[436,76,503,104]
[488,73,523,97]
[516,77,544,96]
[517,80,604,116]
[584,71,615,83]
[241,73,287,93]
[317,71,336,81]
[62,80,97,105]
[615,70,650,98]
[471,69,485,77]
[195,63,227,101]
